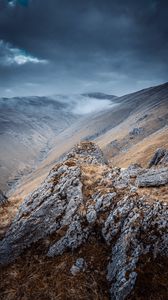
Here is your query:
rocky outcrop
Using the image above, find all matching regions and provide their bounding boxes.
[103,197,168,299]
[136,167,168,187]
[0,141,167,300]
[0,190,8,206]
[129,127,144,137]
[149,148,168,167]
[63,141,107,165]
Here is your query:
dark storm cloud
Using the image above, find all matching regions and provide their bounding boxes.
[0,0,168,96]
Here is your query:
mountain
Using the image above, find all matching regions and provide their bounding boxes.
[0,96,77,192]
[0,94,116,193]
[10,82,168,200]
[0,142,168,300]
[0,82,168,300]
[96,82,168,164]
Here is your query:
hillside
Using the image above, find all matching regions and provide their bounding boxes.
[0,142,168,300]
[0,94,115,194]
[0,80,168,299]
[97,82,168,166]
[10,82,168,201]
[0,96,77,192]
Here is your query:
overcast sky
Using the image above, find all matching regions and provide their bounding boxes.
[0,0,168,97]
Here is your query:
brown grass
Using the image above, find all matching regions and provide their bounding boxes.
[128,255,168,300]
[0,196,23,239]
[81,164,115,201]
[137,185,168,203]
[109,127,168,168]
[0,237,110,300]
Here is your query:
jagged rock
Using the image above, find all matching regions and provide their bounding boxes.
[86,205,97,224]
[47,219,90,257]
[149,148,165,167]
[0,142,105,265]
[149,148,168,167]
[113,164,143,191]
[136,167,168,187]
[129,127,144,138]
[161,151,168,165]
[0,142,167,300]
[0,164,84,264]
[0,190,8,206]
[103,197,168,300]
[70,258,87,276]
[125,163,143,177]
[114,178,128,190]
[95,192,117,212]
[64,141,107,165]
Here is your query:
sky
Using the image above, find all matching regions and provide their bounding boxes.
[0,0,168,97]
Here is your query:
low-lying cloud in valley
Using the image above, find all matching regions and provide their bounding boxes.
[51,94,116,115]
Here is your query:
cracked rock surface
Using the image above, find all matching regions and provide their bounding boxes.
[0,141,168,300]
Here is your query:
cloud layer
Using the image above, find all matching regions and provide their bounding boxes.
[0,0,168,97]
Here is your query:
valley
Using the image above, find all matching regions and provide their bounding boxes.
[7,82,168,201]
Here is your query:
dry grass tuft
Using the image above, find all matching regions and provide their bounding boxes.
[81,164,114,201]
[138,186,168,203]
[64,159,77,167]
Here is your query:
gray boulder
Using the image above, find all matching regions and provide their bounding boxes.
[136,167,168,187]
[129,127,144,138]
[149,148,168,168]
[70,258,87,276]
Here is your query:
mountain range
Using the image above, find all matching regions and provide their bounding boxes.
[2,81,166,200]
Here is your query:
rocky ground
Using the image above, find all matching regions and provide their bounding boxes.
[0,142,167,300]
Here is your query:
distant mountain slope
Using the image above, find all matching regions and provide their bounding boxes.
[96,82,168,165]
[82,92,117,100]
[0,94,116,193]
[11,82,168,200]
[0,96,77,192]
